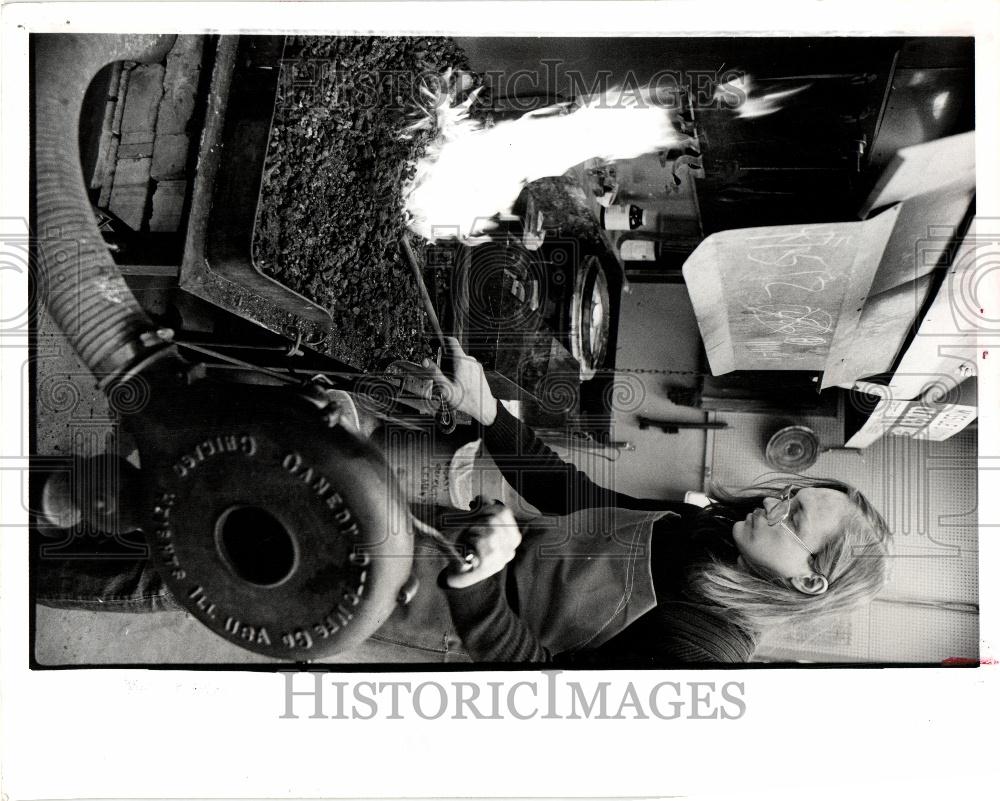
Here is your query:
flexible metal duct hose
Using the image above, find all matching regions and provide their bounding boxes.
[33,34,178,382]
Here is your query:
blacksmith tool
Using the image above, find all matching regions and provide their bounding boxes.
[399,235,457,433]
[636,415,729,434]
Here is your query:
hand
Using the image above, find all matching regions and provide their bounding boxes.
[421,336,498,426]
[443,504,521,589]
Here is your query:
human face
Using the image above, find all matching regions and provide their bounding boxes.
[731,487,856,582]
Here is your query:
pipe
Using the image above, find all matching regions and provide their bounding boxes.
[33,34,179,384]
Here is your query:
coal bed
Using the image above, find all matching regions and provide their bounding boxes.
[252,36,472,370]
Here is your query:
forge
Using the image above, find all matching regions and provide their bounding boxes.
[88,35,623,425]
[185,36,453,371]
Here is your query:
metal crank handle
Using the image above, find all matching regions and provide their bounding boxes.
[451,494,506,573]
[456,551,481,573]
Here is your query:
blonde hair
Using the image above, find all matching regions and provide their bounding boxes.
[687,478,892,632]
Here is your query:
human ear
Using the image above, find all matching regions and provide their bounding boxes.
[790,573,829,596]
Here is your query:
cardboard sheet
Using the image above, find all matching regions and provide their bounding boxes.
[682,206,900,374]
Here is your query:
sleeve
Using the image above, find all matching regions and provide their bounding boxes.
[443,571,553,663]
[444,574,755,665]
[482,400,669,515]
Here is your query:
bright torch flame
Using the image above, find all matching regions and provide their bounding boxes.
[714,73,811,120]
[402,74,684,242]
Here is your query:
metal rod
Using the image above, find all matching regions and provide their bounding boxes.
[410,515,478,573]
[175,341,299,384]
[196,361,360,382]
[637,415,729,432]
[754,73,873,81]
[399,234,447,350]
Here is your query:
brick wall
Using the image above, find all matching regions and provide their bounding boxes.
[92,36,204,234]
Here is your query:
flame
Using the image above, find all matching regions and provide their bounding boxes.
[714,74,811,120]
[403,76,683,242]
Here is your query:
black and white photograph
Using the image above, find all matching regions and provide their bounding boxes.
[2,1,998,799]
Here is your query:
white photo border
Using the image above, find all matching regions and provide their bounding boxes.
[2,2,998,799]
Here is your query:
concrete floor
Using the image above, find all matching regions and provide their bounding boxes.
[35,606,276,665]
[34,606,477,665]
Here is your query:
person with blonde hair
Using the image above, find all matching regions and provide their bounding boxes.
[424,338,893,664]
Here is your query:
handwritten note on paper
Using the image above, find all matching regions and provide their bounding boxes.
[681,207,901,374]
